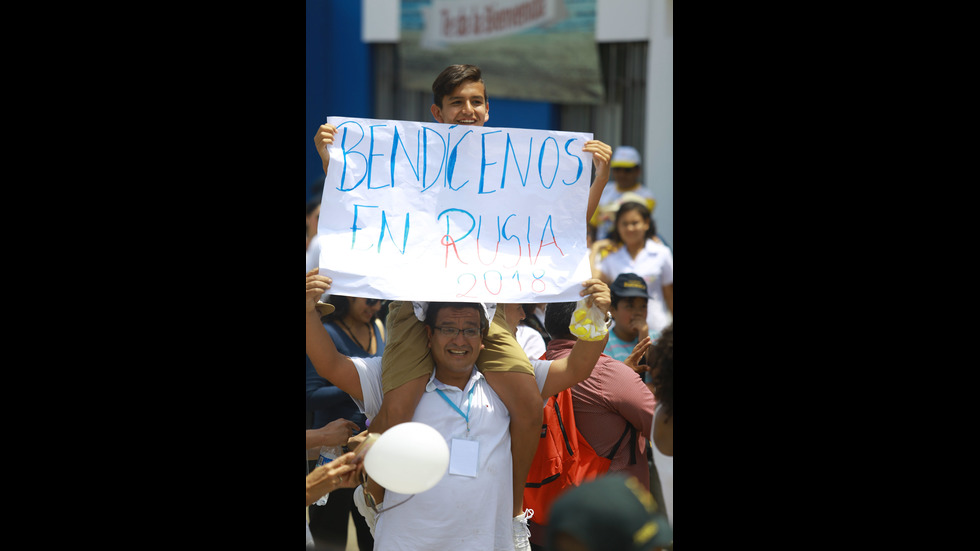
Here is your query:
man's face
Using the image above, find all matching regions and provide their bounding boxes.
[431,80,489,126]
[612,165,640,189]
[426,306,485,374]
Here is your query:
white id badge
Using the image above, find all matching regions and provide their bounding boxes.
[449,438,479,477]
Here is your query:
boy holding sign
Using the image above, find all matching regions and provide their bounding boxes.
[313,64,612,550]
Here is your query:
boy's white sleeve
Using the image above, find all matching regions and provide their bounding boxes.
[350,356,384,419]
[531,359,552,406]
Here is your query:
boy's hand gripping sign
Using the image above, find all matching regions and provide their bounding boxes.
[318,116,594,303]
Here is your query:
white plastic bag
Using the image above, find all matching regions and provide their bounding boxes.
[568,297,609,341]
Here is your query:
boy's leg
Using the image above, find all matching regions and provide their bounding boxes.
[364,301,433,505]
[478,307,541,518]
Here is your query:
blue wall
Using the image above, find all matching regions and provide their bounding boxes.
[486,99,559,132]
[307,0,371,201]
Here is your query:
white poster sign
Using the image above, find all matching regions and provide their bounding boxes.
[318,116,594,303]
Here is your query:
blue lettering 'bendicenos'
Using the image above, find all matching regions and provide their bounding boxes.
[391,126,421,188]
[423,126,446,192]
[337,121,367,192]
[367,124,389,189]
[479,130,502,194]
[446,127,473,191]
[562,138,584,185]
[502,133,531,189]
[537,136,559,189]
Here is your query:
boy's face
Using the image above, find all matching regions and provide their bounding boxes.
[611,296,648,336]
[431,80,489,126]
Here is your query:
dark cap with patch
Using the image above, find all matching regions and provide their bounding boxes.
[611,273,649,299]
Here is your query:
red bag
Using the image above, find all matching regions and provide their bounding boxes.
[522,386,634,524]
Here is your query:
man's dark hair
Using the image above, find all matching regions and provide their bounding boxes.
[432,64,487,108]
[544,301,577,340]
[424,302,489,334]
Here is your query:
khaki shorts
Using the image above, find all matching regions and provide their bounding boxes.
[381,301,534,393]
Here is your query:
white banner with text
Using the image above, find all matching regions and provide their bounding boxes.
[318,116,594,303]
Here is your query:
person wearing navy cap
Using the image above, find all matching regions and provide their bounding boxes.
[604,273,651,367]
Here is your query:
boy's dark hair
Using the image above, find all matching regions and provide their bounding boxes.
[610,294,649,309]
[544,301,577,340]
[431,64,487,108]
[424,302,489,334]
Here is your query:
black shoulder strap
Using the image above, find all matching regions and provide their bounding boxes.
[604,423,639,465]
[552,393,574,456]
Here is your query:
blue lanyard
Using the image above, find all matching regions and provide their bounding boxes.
[436,384,476,434]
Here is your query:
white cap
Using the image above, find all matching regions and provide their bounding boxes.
[610,146,641,168]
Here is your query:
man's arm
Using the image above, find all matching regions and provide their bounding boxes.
[306,268,364,400]
[540,336,607,399]
[539,278,612,398]
[314,123,336,176]
[583,140,612,224]
[604,360,657,442]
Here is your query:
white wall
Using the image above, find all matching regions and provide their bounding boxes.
[596,0,649,42]
[362,0,400,42]
[596,0,673,248]
[644,0,673,249]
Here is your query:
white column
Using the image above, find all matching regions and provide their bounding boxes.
[644,0,673,247]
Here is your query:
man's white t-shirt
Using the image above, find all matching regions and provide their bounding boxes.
[351,356,551,551]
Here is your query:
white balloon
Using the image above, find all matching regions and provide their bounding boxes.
[364,421,450,495]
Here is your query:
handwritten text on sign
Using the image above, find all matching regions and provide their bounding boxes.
[318,116,593,303]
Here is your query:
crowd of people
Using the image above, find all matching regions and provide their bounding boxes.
[305,64,673,551]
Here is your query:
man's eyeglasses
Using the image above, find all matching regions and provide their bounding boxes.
[365,298,383,306]
[436,326,481,339]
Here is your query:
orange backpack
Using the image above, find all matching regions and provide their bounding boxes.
[523,383,637,524]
